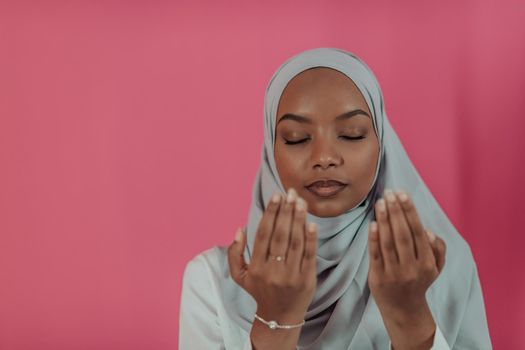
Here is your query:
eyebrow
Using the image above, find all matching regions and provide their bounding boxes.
[276,109,371,125]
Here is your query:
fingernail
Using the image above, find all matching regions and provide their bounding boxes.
[370,221,378,232]
[307,222,316,233]
[377,198,386,213]
[427,230,436,243]
[234,227,243,242]
[286,187,296,203]
[271,192,281,203]
[398,191,408,202]
[296,198,305,211]
[384,189,395,202]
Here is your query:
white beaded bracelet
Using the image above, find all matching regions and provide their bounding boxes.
[254,313,305,330]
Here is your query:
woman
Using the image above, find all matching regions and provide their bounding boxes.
[179,48,492,349]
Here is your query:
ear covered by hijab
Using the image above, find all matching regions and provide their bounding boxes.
[218,48,492,349]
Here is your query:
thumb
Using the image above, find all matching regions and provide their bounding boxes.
[426,230,446,273]
[227,227,248,287]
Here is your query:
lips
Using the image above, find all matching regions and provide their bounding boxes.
[305,179,348,198]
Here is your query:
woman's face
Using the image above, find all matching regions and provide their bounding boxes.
[274,67,380,217]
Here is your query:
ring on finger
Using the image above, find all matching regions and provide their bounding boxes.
[268,255,285,262]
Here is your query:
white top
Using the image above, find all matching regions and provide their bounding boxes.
[179,246,452,350]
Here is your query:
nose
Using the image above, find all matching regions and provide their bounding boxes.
[311,139,343,170]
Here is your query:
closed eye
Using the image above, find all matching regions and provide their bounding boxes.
[283,135,365,145]
[340,135,365,141]
[284,138,309,145]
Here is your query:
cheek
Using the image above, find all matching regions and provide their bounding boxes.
[350,142,379,184]
[274,145,305,188]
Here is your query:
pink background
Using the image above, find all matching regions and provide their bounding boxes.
[1,1,524,349]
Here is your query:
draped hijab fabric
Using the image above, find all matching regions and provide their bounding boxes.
[217,47,489,349]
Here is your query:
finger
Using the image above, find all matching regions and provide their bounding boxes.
[269,187,297,261]
[384,189,416,265]
[397,190,433,262]
[375,198,398,267]
[301,222,317,273]
[426,229,438,265]
[368,221,384,272]
[428,231,446,273]
[286,196,307,272]
[252,191,282,266]
[426,229,436,245]
[227,227,248,287]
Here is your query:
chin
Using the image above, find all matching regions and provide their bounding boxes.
[309,204,347,218]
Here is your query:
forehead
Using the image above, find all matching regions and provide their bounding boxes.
[277,67,370,116]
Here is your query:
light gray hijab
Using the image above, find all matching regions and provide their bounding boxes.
[218,48,491,349]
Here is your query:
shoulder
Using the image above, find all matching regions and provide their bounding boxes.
[182,245,229,291]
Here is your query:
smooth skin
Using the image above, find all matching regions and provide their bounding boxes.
[228,189,316,350]
[227,67,447,350]
[274,67,378,217]
[369,190,446,350]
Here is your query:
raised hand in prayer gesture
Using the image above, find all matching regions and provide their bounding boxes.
[368,188,447,350]
[227,187,317,350]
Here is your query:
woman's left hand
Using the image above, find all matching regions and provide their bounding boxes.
[367,189,446,349]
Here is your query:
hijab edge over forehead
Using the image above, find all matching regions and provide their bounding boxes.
[264,47,384,161]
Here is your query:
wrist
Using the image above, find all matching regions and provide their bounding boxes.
[250,309,303,350]
[385,297,429,326]
[382,300,436,350]
[255,306,306,325]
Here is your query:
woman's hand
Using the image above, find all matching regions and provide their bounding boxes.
[227,187,318,324]
[368,189,446,349]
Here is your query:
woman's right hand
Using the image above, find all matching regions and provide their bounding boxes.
[227,187,318,324]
